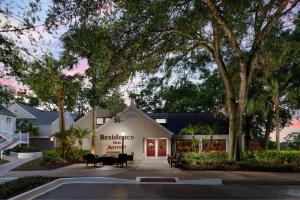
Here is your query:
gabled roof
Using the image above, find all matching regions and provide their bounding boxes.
[96,106,174,136]
[74,107,112,125]
[16,102,59,125]
[0,105,16,117]
[147,112,228,135]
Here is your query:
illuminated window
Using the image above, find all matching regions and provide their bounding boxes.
[96,117,104,125]
[155,118,167,124]
[105,118,111,122]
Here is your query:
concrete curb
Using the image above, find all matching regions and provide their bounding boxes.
[223,179,300,185]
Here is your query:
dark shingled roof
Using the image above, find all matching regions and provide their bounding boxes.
[0,105,16,117]
[147,112,228,135]
[16,102,59,125]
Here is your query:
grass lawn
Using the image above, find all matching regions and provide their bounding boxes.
[0,159,9,165]
[13,158,70,171]
[0,176,56,199]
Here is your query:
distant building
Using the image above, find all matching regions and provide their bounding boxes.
[7,102,75,150]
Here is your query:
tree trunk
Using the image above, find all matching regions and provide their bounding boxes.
[208,134,213,151]
[244,115,252,150]
[274,95,280,151]
[264,111,273,150]
[56,86,66,158]
[91,106,96,153]
[56,91,65,133]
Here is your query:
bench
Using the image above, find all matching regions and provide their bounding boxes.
[168,152,181,168]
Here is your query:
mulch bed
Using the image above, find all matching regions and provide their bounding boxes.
[12,158,73,171]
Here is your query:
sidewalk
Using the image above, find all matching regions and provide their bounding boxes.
[0,156,35,177]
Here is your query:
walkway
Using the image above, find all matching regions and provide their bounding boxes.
[0,156,34,177]
[1,159,300,182]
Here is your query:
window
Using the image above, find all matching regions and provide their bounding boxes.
[105,118,111,122]
[155,118,167,124]
[175,139,200,152]
[5,117,11,131]
[202,139,226,152]
[96,117,104,125]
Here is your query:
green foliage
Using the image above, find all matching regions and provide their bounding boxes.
[181,150,300,171]
[243,150,300,165]
[16,119,39,136]
[284,132,300,150]
[180,124,201,135]
[181,151,228,165]
[53,128,91,158]
[10,146,39,153]
[41,149,64,166]
[0,176,55,199]
[73,128,90,149]
[131,71,224,113]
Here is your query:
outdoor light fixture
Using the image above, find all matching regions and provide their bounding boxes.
[50,137,54,142]
[121,130,125,154]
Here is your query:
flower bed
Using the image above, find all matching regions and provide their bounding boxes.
[180,151,300,172]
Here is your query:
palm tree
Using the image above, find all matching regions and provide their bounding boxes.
[198,124,218,151]
[53,129,75,159]
[73,128,90,150]
[16,119,39,136]
[179,124,200,152]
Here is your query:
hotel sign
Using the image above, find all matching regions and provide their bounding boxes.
[99,134,134,150]
[100,134,134,140]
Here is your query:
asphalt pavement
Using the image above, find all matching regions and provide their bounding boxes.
[35,183,300,199]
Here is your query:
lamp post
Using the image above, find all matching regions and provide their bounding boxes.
[121,130,125,154]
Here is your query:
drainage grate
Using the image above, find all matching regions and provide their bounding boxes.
[139,177,177,182]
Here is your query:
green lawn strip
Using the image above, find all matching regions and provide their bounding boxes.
[12,158,71,171]
[0,159,9,165]
[0,176,57,199]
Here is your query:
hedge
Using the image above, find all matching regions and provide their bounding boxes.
[0,176,56,199]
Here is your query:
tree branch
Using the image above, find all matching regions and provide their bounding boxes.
[205,0,243,60]
[247,0,289,84]
[212,21,235,112]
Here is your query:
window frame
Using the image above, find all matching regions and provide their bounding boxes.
[96,117,104,125]
[155,118,167,124]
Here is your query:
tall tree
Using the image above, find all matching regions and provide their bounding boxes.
[26,55,82,133]
[47,0,300,160]
[62,24,133,152]
[112,0,298,160]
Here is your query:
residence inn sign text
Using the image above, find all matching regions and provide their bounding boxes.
[99,134,134,150]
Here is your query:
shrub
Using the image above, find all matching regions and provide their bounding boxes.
[0,176,55,199]
[181,151,228,165]
[243,150,300,165]
[10,146,40,153]
[41,149,64,166]
[65,148,85,162]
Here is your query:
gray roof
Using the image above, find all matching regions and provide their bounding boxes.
[16,102,59,125]
[0,105,16,117]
